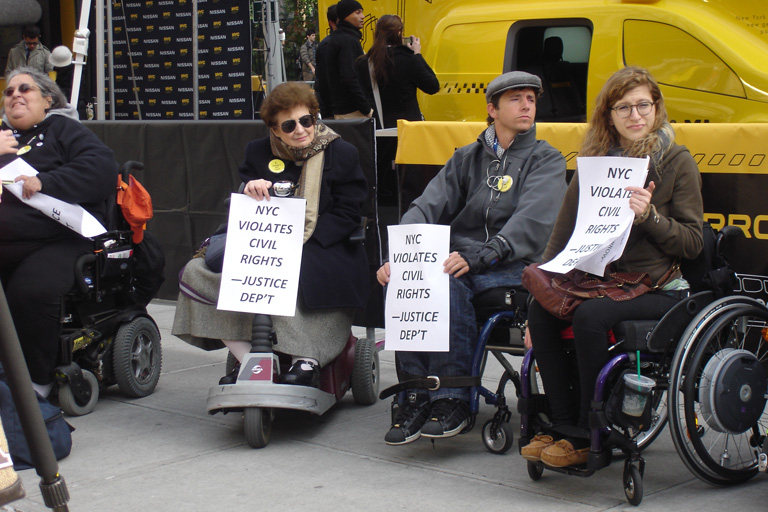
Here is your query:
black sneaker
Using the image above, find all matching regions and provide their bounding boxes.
[384,392,431,445]
[280,360,320,388]
[421,398,471,438]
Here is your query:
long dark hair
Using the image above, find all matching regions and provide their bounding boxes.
[365,15,403,86]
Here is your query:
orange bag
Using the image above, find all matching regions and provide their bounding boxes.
[117,174,153,244]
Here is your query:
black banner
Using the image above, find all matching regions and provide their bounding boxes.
[105,0,252,119]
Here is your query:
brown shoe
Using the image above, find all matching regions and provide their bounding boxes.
[520,434,554,462]
[540,439,589,468]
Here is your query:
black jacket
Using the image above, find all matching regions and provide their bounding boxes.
[238,136,370,310]
[356,45,440,128]
[317,21,371,117]
[0,113,118,242]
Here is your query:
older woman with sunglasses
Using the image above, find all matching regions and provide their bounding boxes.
[173,82,369,388]
[0,67,117,397]
[521,67,703,468]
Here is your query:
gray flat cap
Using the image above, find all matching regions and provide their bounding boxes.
[485,71,542,103]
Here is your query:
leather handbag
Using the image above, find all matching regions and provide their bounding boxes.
[522,263,655,321]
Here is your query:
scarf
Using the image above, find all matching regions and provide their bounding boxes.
[268,122,340,163]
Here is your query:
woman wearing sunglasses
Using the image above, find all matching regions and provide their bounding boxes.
[173,81,369,388]
[0,67,117,397]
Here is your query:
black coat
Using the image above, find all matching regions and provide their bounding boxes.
[316,21,371,117]
[0,114,118,242]
[238,136,370,310]
[356,46,440,128]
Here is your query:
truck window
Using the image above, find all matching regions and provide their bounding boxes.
[507,21,592,123]
[623,20,744,98]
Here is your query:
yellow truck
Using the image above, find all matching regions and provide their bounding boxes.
[321,0,768,123]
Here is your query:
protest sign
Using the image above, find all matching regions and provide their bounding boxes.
[217,194,306,316]
[541,156,649,276]
[1,158,107,237]
[385,224,450,351]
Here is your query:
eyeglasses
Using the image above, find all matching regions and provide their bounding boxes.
[3,83,37,97]
[280,114,315,133]
[611,101,655,119]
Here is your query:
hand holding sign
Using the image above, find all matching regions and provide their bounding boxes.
[541,156,649,276]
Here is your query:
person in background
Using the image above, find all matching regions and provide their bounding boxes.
[300,29,317,83]
[0,67,117,397]
[355,14,439,200]
[376,71,567,445]
[315,3,338,119]
[319,0,372,119]
[5,25,53,74]
[522,67,703,468]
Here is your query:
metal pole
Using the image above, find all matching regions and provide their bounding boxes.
[192,0,199,120]
[0,284,70,511]
[263,0,285,93]
[106,0,115,120]
[95,0,106,120]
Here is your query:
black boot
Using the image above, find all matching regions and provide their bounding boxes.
[280,360,320,388]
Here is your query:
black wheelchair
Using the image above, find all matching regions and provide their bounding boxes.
[461,224,752,505]
[53,162,163,416]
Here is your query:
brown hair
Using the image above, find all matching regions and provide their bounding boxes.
[581,66,673,158]
[260,81,319,128]
[364,15,404,86]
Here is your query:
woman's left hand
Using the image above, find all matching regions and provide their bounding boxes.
[14,175,42,199]
[626,181,655,218]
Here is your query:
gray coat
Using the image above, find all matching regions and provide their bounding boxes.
[402,124,567,264]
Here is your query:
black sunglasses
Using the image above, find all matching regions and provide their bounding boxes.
[280,114,315,133]
[3,83,37,97]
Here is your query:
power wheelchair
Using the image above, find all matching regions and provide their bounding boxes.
[54,162,163,416]
[463,224,751,505]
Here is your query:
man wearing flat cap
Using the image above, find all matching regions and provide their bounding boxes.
[377,70,567,445]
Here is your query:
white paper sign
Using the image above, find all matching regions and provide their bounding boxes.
[541,156,649,276]
[217,194,306,316]
[1,158,107,237]
[385,224,450,351]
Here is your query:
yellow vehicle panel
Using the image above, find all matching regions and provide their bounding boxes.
[320,0,768,123]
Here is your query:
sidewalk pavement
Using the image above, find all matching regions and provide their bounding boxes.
[2,300,765,511]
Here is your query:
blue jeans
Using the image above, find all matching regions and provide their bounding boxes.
[396,260,525,402]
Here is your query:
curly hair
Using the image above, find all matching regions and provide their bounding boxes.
[260,81,319,128]
[581,67,674,159]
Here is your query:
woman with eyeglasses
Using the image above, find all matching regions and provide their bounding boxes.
[0,67,117,397]
[521,67,703,467]
[173,81,369,388]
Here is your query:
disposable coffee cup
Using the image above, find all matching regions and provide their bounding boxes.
[621,374,655,417]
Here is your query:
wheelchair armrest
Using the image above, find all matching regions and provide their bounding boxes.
[348,217,368,243]
[74,253,98,293]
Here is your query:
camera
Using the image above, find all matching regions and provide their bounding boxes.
[402,36,413,46]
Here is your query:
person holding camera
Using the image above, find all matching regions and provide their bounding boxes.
[355,14,439,128]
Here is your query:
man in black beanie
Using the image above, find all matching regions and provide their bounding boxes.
[318,0,373,119]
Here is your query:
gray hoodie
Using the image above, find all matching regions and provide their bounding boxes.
[401,124,567,265]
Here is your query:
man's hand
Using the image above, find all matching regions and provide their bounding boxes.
[443,251,470,277]
[376,262,391,286]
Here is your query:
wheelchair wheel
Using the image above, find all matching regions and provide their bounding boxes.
[351,337,380,405]
[623,463,643,506]
[482,418,514,454]
[244,407,273,448]
[58,370,99,416]
[527,461,544,481]
[669,300,768,485]
[112,317,162,398]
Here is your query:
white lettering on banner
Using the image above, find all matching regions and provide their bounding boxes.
[145,113,161,118]
[541,156,650,275]
[212,112,230,117]
[385,224,450,352]
[210,35,227,41]
[178,87,194,92]
[218,195,306,315]
[227,20,244,26]
[210,9,225,14]
[145,87,161,93]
